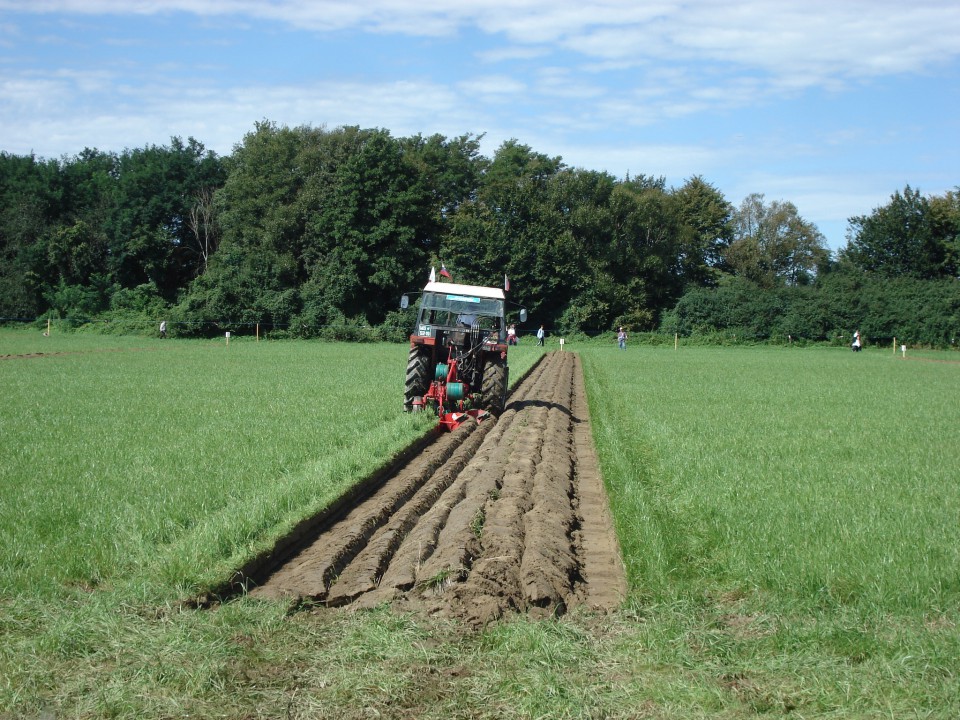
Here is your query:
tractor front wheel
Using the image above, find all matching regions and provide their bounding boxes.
[404,346,431,412]
[481,359,508,416]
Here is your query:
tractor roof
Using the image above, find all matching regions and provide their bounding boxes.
[423,281,505,300]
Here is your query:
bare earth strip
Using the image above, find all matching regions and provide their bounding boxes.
[251,351,626,627]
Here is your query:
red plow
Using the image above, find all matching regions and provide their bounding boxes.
[412,352,491,431]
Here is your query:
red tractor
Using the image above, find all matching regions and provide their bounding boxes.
[402,281,525,430]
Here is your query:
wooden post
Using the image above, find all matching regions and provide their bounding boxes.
[674,333,678,351]
[256,323,260,342]
[893,337,896,356]
[45,318,51,336]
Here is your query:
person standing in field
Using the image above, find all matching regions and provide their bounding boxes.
[159,320,167,339]
[507,324,517,345]
[617,326,627,350]
[536,324,545,347]
[852,330,861,352]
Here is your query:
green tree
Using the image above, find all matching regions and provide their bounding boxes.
[547,168,617,332]
[726,193,829,286]
[24,148,118,318]
[401,132,486,235]
[927,188,960,278]
[43,220,109,287]
[182,124,440,332]
[58,148,117,230]
[107,137,225,298]
[0,152,62,317]
[843,185,943,279]
[604,177,680,329]
[304,128,436,322]
[445,140,567,322]
[183,122,318,331]
[670,175,734,287]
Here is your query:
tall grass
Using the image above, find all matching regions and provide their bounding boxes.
[583,344,960,614]
[577,345,960,717]
[2,337,428,601]
[0,332,545,603]
[3,334,956,718]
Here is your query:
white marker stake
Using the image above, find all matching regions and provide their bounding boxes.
[901,344,906,358]
[559,338,565,351]
[226,331,231,347]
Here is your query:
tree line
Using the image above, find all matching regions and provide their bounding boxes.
[1,122,958,345]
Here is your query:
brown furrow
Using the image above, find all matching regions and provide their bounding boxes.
[324,421,492,605]
[250,422,477,599]
[247,350,627,626]
[519,354,580,615]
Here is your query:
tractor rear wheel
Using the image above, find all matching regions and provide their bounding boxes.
[404,346,431,412]
[481,359,508,415]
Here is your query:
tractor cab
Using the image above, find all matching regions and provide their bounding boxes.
[412,281,506,346]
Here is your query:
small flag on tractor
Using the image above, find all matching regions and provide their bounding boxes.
[504,274,510,292]
[440,262,451,279]
[429,266,436,283]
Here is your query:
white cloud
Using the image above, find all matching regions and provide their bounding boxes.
[475,45,550,64]
[0,70,485,157]
[5,0,959,81]
[4,0,958,138]
[534,67,606,100]
[456,75,526,98]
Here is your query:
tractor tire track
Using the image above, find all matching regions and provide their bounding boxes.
[251,351,626,627]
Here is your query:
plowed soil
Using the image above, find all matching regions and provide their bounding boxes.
[251,351,626,628]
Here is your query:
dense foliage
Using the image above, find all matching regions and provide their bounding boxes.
[1,123,958,344]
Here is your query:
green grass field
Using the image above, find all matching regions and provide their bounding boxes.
[585,344,960,613]
[2,330,957,718]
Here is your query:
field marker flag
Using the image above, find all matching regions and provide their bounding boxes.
[429,266,436,283]
[504,274,510,292]
[440,262,451,279]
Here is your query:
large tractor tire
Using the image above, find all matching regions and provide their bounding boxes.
[481,359,508,416]
[404,346,431,412]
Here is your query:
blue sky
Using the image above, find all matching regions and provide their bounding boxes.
[2,1,958,251]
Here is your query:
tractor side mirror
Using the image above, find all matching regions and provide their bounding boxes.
[519,309,528,323]
[400,294,409,310]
